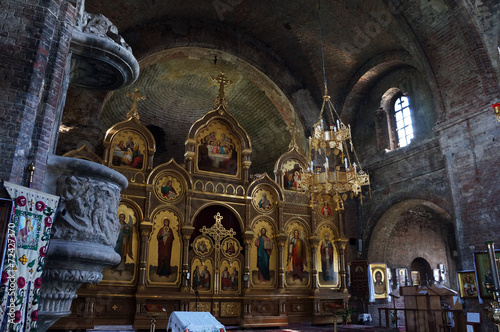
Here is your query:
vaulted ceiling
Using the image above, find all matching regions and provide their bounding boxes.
[62,0,497,175]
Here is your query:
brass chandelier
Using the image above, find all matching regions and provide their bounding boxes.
[301,1,370,211]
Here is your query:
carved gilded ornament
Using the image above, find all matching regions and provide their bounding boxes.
[126,88,145,120]
[221,302,241,317]
[189,301,211,312]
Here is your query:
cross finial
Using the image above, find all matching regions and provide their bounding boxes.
[287,119,300,150]
[211,72,232,112]
[126,88,146,119]
[214,212,223,224]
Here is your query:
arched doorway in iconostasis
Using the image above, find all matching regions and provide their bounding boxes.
[189,205,244,295]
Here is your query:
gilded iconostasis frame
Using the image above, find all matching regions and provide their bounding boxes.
[57,81,350,329]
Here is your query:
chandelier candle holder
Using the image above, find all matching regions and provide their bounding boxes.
[492,103,500,122]
[302,92,370,211]
[301,1,370,211]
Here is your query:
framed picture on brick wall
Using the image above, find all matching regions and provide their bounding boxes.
[458,270,478,299]
[474,251,500,299]
[395,268,408,288]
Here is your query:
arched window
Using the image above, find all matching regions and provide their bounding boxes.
[376,89,415,152]
[393,95,414,148]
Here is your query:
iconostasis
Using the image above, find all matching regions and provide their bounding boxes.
[56,87,350,330]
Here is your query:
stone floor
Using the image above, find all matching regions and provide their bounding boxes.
[226,322,402,332]
[80,323,403,332]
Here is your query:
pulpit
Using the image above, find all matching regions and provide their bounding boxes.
[401,285,465,332]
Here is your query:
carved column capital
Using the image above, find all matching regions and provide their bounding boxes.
[182,225,195,238]
[243,230,255,245]
[336,237,349,251]
[309,235,321,250]
[140,221,153,237]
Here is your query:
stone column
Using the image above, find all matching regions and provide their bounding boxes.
[38,155,127,332]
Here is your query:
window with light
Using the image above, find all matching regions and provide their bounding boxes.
[394,96,414,148]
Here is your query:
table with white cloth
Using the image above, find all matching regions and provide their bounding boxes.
[166,311,225,332]
[358,313,372,323]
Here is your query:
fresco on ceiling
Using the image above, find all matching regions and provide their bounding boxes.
[197,121,239,176]
[111,130,146,169]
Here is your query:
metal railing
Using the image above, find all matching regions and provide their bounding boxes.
[378,307,464,332]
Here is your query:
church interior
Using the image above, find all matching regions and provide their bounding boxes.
[1,0,500,331]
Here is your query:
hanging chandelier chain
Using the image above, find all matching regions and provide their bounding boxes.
[301,0,370,212]
[318,0,328,96]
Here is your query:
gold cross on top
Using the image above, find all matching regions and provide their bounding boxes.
[287,119,300,150]
[201,212,236,248]
[212,72,232,111]
[213,72,233,98]
[126,88,146,119]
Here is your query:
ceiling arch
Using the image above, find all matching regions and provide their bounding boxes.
[341,50,423,125]
[100,47,308,175]
[367,199,454,266]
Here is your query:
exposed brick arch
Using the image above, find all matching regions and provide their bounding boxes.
[341,50,422,125]
[367,199,456,286]
[375,87,402,151]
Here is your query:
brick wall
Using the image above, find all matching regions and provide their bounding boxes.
[0,0,75,190]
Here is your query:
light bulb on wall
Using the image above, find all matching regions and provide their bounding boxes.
[492,103,500,122]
